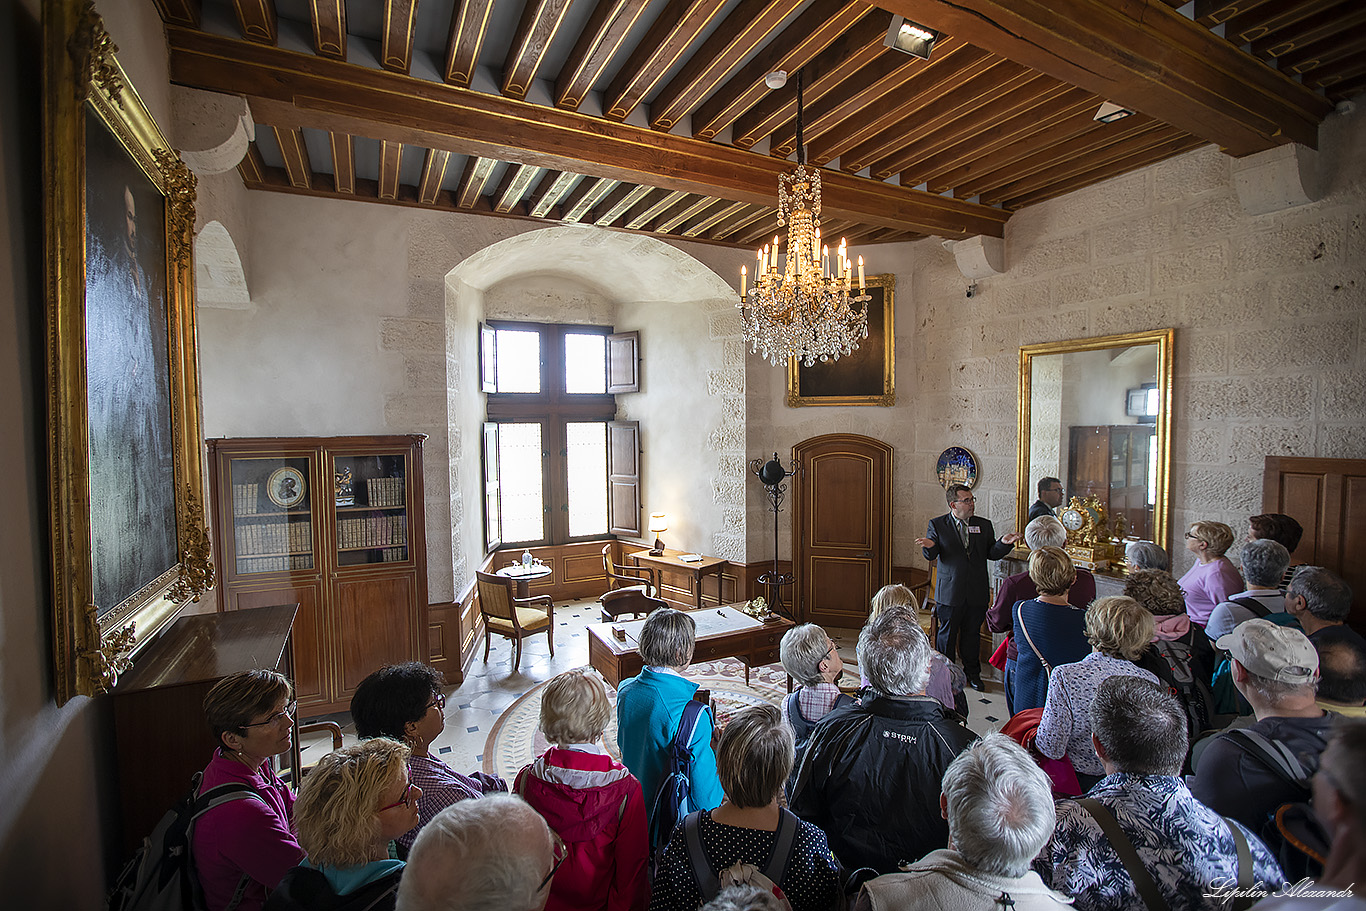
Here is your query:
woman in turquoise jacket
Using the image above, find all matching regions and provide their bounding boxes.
[615,608,724,847]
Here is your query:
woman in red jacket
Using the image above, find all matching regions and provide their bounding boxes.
[516,670,649,911]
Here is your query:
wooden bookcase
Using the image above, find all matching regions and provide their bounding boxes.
[207,435,429,715]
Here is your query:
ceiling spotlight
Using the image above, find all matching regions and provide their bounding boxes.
[764,70,787,90]
[1094,101,1134,123]
[884,16,939,59]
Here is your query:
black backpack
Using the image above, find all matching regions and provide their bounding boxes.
[1144,638,1218,746]
[106,771,265,911]
[1224,729,1330,882]
[649,699,708,853]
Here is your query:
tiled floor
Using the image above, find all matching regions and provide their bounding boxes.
[297,602,1012,770]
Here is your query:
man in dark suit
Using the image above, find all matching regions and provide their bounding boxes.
[1028,477,1064,522]
[916,484,1022,690]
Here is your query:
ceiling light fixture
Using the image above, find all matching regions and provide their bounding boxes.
[884,15,940,59]
[1094,101,1134,123]
[739,69,869,367]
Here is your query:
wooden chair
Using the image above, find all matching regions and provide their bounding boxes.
[601,544,658,597]
[599,587,667,622]
[474,570,555,673]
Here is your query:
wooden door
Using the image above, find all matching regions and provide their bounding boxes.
[332,572,421,702]
[229,582,329,708]
[793,435,892,628]
[1263,456,1366,630]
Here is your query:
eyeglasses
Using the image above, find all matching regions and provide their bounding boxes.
[537,831,568,892]
[242,700,297,728]
[427,693,446,711]
[378,781,417,813]
[955,496,976,504]
[1184,532,1199,540]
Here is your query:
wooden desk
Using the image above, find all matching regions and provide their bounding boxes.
[587,605,793,689]
[496,562,553,599]
[629,549,728,609]
[110,604,297,857]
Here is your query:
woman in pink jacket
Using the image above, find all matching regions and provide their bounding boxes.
[516,670,649,911]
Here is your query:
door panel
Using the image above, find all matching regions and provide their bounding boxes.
[229,582,328,708]
[333,573,418,700]
[794,435,892,628]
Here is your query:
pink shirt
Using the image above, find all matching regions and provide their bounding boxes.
[1178,557,1244,626]
[193,750,303,911]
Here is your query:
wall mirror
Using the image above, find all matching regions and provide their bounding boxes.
[1017,329,1174,551]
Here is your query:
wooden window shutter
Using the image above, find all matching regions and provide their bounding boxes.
[607,420,641,536]
[606,331,639,394]
[481,422,502,551]
[479,323,497,393]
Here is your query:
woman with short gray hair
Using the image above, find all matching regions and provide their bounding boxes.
[987,516,1097,713]
[616,609,722,848]
[855,734,1071,911]
[1125,540,1169,572]
[779,624,851,784]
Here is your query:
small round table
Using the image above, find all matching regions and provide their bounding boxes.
[495,563,552,599]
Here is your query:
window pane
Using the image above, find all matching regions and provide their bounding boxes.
[564,333,606,394]
[566,422,607,538]
[497,423,544,542]
[495,329,541,393]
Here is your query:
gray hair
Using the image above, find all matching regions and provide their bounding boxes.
[699,884,787,911]
[1243,667,1318,704]
[638,608,696,668]
[1240,539,1291,589]
[1090,676,1187,775]
[397,793,549,911]
[942,734,1055,878]
[780,624,830,688]
[1289,566,1354,623]
[858,611,931,697]
[1125,540,1169,571]
[1024,515,1067,550]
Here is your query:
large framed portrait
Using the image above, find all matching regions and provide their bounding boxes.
[786,273,895,406]
[45,1,213,703]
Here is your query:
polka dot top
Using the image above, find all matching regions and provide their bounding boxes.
[649,810,842,911]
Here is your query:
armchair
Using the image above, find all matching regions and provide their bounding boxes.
[474,570,554,673]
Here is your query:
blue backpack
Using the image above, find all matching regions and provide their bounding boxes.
[649,699,707,852]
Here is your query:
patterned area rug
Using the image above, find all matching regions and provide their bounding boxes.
[482,659,790,780]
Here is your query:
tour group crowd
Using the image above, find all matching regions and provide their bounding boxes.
[185,489,1366,911]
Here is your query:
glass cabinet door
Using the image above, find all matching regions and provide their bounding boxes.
[228,456,315,575]
[332,453,409,567]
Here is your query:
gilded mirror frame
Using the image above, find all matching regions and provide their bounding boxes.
[45,1,213,703]
[1016,329,1174,552]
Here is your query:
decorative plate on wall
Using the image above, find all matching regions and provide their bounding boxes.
[266,466,307,508]
[936,447,979,489]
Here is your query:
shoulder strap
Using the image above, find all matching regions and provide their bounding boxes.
[675,698,706,752]
[1224,730,1309,785]
[1075,798,1169,911]
[1015,602,1052,674]
[1228,596,1273,619]
[762,809,800,885]
[1223,817,1254,911]
[683,811,720,899]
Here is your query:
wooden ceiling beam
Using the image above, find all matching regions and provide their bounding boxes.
[655,195,717,233]
[270,125,312,188]
[841,63,1036,176]
[1194,0,1279,26]
[378,140,403,200]
[803,43,994,166]
[1004,134,1205,209]
[380,0,419,74]
[308,1,345,60]
[562,177,620,223]
[979,122,1178,205]
[592,183,654,226]
[1250,3,1366,61]
[734,213,782,247]
[153,0,201,28]
[602,0,729,123]
[554,0,652,111]
[648,0,806,133]
[444,0,494,88]
[231,0,277,45]
[887,81,1078,185]
[1279,27,1366,75]
[502,0,577,100]
[682,200,749,237]
[456,157,497,209]
[493,163,543,213]
[418,149,452,205]
[167,28,1009,237]
[1223,0,1340,45]
[876,0,1331,154]
[691,0,870,141]
[625,190,688,230]
[707,204,771,241]
[238,142,266,184]
[730,9,891,150]
[329,131,354,194]
[528,170,581,217]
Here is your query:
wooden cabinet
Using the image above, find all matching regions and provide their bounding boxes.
[1069,425,1154,540]
[207,435,429,714]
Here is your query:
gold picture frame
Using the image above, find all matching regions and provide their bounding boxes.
[785,273,895,407]
[45,1,213,703]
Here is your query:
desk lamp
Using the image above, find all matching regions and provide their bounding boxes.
[648,514,668,556]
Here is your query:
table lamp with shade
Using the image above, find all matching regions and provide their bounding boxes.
[648,514,668,556]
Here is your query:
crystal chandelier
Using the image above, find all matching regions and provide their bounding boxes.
[739,70,870,367]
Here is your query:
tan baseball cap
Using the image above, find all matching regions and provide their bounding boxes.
[1216,619,1319,685]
